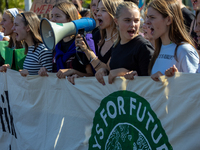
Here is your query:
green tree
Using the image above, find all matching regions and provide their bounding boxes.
[83,0,91,9]
[0,0,25,14]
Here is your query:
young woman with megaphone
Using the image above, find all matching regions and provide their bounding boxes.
[38,1,93,79]
[68,0,123,84]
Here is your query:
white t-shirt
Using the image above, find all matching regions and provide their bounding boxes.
[0,32,9,41]
[151,43,199,74]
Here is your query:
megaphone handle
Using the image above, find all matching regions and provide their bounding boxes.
[76,34,89,52]
[76,34,88,65]
[76,33,94,65]
[82,36,92,51]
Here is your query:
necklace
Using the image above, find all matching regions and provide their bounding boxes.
[105,32,118,42]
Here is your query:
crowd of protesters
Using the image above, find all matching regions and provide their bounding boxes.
[0,0,200,85]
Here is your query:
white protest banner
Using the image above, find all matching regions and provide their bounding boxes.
[0,69,200,149]
[0,72,17,149]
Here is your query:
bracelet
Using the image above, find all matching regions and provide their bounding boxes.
[94,61,101,69]
[90,56,98,63]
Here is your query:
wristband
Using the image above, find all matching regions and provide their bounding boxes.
[94,61,101,69]
[90,56,98,63]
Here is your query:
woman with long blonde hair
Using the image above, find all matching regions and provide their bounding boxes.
[70,0,122,84]
[76,0,122,68]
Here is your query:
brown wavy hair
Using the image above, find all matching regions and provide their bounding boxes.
[16,11,42,54]
[53,1,79,21]
[147,0,198,75]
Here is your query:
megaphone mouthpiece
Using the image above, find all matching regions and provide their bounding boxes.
[72,17,96,34]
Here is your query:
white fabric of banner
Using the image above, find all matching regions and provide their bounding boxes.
[0,69,200,149]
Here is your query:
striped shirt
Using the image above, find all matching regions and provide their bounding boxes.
[23,43,53,75]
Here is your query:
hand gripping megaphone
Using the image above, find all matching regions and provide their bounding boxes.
[40,17,96,50]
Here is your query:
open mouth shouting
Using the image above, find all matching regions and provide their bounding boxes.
[127,29,136,36]
[15,32,19,37]
[149,26,154,35]
[97,18,103,26]
[2,26,6,33]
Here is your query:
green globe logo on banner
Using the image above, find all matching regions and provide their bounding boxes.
[89,91,173,150]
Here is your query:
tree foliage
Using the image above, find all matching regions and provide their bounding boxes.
[0,0,25,14]
[83,0,91,9]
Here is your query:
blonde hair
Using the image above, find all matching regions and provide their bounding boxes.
[114,1,140,47]
[4,9,23,49]
[98,0,123,47]
[147,0,198,74]
[17,11,42,54]
[53,1,79,21]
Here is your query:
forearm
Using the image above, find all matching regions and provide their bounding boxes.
[110,68,130,77]
[84,49,110,71]
[108,68,130,84]
[114,68,130,76]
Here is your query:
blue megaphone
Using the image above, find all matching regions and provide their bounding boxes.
[40,17,96,50]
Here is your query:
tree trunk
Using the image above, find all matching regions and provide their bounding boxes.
[5,0,9,9]
[0,0,3,13]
